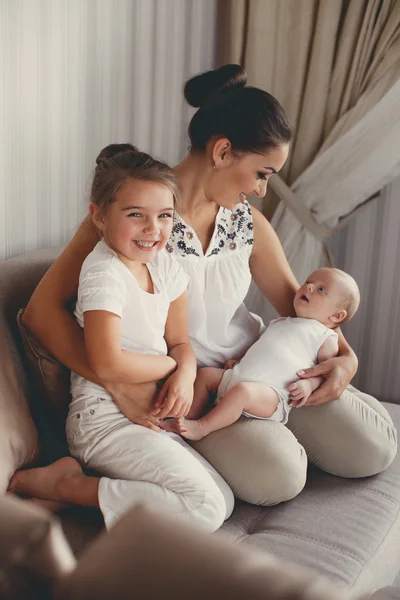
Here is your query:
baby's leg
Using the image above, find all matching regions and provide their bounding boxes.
[161,367,224,433]
[179,382,280,441]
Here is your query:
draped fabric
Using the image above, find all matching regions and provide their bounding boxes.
[218,0,400,323]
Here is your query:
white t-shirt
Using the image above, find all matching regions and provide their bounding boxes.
[70,240,189,398]
[218,317,338,400]
[166,199,263,367]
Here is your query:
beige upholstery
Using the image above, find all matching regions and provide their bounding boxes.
[0,495,75,600]
[55,503,352,600]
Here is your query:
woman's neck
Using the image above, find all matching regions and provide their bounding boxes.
[173,152,216,218]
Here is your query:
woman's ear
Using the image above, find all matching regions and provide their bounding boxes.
[211,138,233,169]
[330,309,347,325]
[89,202,105,232]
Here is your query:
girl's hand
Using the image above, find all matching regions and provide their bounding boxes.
[155,371,194,419]
[107,380,162,432]
[296,355,356,407]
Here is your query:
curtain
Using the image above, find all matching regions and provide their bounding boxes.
[218,0,400,323]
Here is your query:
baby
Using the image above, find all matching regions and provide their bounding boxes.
[162,268,360,441]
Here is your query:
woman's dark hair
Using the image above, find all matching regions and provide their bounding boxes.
[184,64,292,155]
[91,143,180,217]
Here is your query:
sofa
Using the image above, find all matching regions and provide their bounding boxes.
[1,246,400,599]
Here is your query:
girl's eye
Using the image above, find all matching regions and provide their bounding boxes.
[128,212,142,218]
[159,213,173,219]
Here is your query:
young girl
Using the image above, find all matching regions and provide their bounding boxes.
[9,144,234,531]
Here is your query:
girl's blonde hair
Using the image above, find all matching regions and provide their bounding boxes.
[91,143,181,217]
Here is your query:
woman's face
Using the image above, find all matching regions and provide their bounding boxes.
[207,143,289,209]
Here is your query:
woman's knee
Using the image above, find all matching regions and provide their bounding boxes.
[193,419,307,507]
[288,388,397,478]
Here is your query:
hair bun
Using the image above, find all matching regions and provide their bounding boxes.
[95,143,139,165]
[184,64,247,108]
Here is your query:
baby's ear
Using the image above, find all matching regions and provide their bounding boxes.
[330,310,347,324]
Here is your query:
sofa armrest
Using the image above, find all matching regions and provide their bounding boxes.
[56,503,354,600]
[0,495,76,600]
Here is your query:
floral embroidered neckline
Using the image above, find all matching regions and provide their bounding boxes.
[165,200,254,258]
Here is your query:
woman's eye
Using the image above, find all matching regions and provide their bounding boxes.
[257,172,268,180]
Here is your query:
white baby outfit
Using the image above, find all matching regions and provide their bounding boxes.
[68,240,234,530]
[217,317,338,424]
[166,199,263,368]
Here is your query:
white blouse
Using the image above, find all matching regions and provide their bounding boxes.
[166,200,263,367]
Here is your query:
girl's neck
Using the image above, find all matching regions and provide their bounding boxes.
[173,152,216,219]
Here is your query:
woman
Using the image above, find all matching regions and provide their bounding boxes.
[11,65,397,519]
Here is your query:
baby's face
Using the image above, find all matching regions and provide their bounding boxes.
[294,269,347,326]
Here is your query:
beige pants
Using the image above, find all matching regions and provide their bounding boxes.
[192,385,397,506]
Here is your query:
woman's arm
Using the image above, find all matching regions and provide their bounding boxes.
[23,215,100,382]
[249,207,299,317]
[84,310,177,384]
[249,207,357,403]
[155,290,197,419]
[23,216,161,429]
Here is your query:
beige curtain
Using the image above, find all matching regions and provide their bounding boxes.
[218,0,400,323]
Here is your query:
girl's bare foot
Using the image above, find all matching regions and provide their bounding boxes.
[8,457,83,503]
[177,418,206,441]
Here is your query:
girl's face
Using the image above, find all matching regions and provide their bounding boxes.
[92,179,174,264]
[207,143,289,209]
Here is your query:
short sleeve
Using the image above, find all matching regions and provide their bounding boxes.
[78,266,127,318]
[166,258,190,302]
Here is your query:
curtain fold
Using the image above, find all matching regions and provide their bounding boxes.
[218,0,400,323]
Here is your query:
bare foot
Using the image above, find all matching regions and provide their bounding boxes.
[177,418,206,441]
[28,498,71,513]
[159,418,181,434]
[8,457,83,503]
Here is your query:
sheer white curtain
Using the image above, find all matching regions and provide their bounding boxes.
[0,0,217,260]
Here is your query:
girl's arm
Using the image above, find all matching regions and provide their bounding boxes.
[155,290,197,419]
[84,310,177,384]
[249,207,357,403]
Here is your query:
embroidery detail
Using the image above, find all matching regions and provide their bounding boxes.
[169,200,254,258]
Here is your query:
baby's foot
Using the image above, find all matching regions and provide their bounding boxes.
[8,457,83,502]
[159,418,181,434]
[177,418,206,441]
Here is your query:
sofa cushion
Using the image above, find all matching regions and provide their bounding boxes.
[221,401,400,596]
[0,495,75,600]
[17,309,70,461]
[55,503,353,600]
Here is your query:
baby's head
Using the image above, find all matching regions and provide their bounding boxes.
[294,268,360,328]
[89,143,181,263]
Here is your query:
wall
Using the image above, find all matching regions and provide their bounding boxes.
[0,0,217,260]
[330,174,400,402]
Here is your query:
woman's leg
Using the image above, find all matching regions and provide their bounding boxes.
[287,385,397,477]
[193,418,308,506]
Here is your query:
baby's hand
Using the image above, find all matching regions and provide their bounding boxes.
[224,359,239,370]
[287,379,313,408]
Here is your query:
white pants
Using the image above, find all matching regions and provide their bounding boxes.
[66,394,234,530]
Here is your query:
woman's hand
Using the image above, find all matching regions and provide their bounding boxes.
[296,354,357,407]
[155,371,194,419]
[106,380,162,432]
